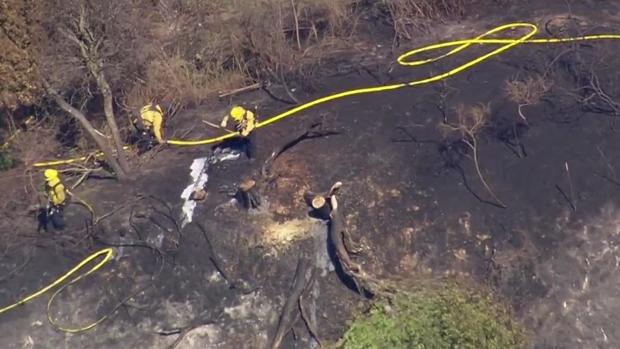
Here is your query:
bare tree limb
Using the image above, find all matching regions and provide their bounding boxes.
[271,254,313,349]
[45,83,126,179]
[298,272,322,347]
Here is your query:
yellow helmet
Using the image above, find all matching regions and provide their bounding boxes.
[44,169,59,181]
[230,106,246,121]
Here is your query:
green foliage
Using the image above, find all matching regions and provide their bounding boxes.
[343,283,526,349]
[0,150,15,170]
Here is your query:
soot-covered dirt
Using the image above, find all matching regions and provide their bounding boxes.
[3,2,620,348]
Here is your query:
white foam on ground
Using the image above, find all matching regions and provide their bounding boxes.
[180,157,208,228]
[180,149,241,228]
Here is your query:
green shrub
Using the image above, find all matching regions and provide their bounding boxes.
[0,150,15,171]
[343,283,526,349]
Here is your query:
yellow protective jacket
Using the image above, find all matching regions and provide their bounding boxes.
[140,104,164,142]
[46,177,66,206]
[231,110,256,137]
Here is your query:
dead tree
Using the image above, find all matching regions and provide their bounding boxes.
[59,2,128,175]
[45,85,127,179]
[38,0,148,180]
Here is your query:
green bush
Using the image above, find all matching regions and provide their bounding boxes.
[0,150,15,171]
[343,283,526,349]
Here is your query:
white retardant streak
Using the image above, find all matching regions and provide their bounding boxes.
[180,157,208,228]
[179,149,241,228]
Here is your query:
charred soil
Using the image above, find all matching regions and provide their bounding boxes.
[3,1,620,348]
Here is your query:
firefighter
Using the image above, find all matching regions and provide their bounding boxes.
[133,102,165,154]
[42,169,66,231]
[220,105,257,159]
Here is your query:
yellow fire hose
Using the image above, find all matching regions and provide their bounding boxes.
[32,22,620,168]
[0,248,114,332]
[7,22,620,333]
[0,190,100,332]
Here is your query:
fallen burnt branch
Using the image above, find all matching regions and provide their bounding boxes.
[578,71,619,115]
[218,82,262,98]
[271,254,314,349]
[266,67,300,105]
[64,235,166,333]
[163,309,225,349]
[56,165,105,190]
[335,199,391,297]
[305,183,390,298]
[144,195,182,234]
[135,195,183,249]
[262,82,298,105]
[328,195,368,295]
[94,198,140,225]
[0,247,33,283]
[553,48,620,116]
[299,271,322,347]
[196,223,255,294]
[261,122,340,178]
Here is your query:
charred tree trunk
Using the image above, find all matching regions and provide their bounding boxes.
[303,181,342,219]
[235,178,261,210]
[98,73,130,174]
[303,182,388,297]
[303,192,331,219]
[48,88,127,181]
[59,4,130,178]
[328,195,392,297]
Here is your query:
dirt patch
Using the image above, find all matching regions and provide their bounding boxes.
[266,153,312,220]
[261,218,316,248]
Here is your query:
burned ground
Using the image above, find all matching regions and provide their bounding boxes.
[3,2,620,349]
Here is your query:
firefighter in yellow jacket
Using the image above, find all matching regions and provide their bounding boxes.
[220,105,257,158]
[133,102,165,154]
[42,169,66,230]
